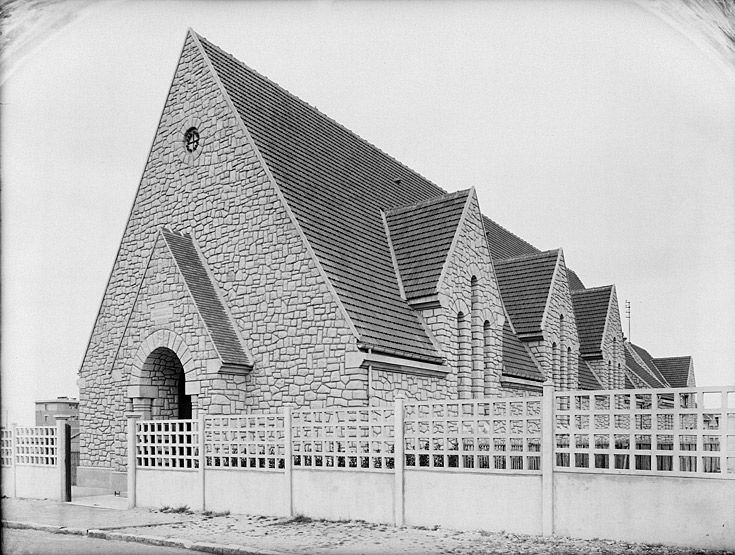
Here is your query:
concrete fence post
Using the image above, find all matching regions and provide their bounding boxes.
[55,416,72,502]
[394,398,405,527]
[283,407,293,517]
[542,380,555,536]
[126,413,142,509]
[198,413,206,512]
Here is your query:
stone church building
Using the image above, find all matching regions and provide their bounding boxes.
[77,30,694,488]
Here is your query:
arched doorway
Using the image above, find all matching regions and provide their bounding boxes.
[141,347,191,419]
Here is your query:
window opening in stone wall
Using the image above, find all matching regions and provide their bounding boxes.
[483,320,493,395]
[457,312,470,398]
[470,277,483,398]
[184,127,200,153]
[567,347,573,390]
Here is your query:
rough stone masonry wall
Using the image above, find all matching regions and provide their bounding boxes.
[589,288,625,390]
[79,33,361,473]
[525,252,580,390]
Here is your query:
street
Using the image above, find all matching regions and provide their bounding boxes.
[1,528,194,555]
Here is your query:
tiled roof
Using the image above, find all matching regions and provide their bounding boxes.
[629,343,670,388]
[162,230,252,369]
[502,322,545,382]
[385,190,469,300]
[197,33,584,363]
[198,34,449,363]
[566,269,585,291]
[577,355,603,390]
[482,216,539,261]
[653,356,692,388]
[571,286,613,357]
[624,343,666,388]
[624,373,635,389]
[494,250,559,336]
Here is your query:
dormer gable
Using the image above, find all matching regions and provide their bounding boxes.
[494,249,560,339]
[571,285,615,359]
[384,189,471,301]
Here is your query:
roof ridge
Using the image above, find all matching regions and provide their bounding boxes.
[653,355,692,361]
[571,284,613,295]
[385,188,471,216]
[195,31,448,197]
[495,248,560,264]
[482,215,540,253]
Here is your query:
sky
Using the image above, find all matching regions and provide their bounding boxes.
[2,0,734,424]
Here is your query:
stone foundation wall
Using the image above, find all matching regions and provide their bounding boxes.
[369,369,452,404]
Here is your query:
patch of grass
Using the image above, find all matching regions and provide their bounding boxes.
[202,510,230,518]
[160,504,192,514]
[271,514,313,525]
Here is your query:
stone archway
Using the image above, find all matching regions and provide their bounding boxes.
[141,347,191,419]
[127,330,198,419]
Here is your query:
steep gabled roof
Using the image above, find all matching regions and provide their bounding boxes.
[577,356,603,390]
[624,343,667,388]
[385,190,470,300]
[493,250,559,336]
[482,216,539,261]
[162,230,252,370]
[502,322,545,382]
[198,34,451,363]
[566,269,585,291]
[571,285,613,357]
[629,343,670,388]
[653,356,693,388]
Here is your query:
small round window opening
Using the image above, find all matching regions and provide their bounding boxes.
[184,127,200,153]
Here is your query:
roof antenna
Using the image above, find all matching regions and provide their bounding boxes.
[625,300,631,342]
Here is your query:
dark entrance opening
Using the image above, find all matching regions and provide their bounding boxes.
[177,366,192,419]
[141,347,191,419]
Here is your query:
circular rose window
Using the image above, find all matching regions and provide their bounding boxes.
[184,127,200,153]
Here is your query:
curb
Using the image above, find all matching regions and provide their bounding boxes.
[2,520,86,536]
[2,520,287,555]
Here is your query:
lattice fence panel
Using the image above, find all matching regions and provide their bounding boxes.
[136,420,198,469]
[15,426,57,466]
[292,407,395,471]
[403,398,542,472]
[554,387,735,478]
[204,414,285,470]
[1,428,14,467]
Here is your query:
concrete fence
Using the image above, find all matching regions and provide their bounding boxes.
[1,418,72,501]
[127,384,735,550]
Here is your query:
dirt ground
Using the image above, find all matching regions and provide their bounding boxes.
[112,510,733,554]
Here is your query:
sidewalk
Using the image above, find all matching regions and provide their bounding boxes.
[1,498,729,554]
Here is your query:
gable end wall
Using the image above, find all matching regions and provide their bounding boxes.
[79,33,361,473]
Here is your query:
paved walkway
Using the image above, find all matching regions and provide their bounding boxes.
[2,498,730,554]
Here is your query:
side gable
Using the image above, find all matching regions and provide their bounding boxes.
[629,343,670,387]
[578,356,603,390]
[494,250,559,337]
[571,285,613,358]
[384,190,470,300]
[653,356,695,387]
[502,322,545,382]
[162,230,252,372]
[624,343,668,388]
